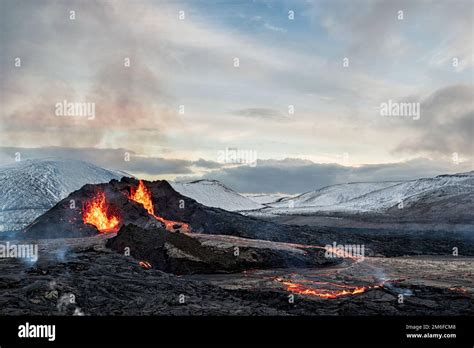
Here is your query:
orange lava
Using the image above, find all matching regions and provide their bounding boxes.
[82,191,120,233]
[448,287,469,296]
[129,180,190,233]
[275,277,380,299]
[130,180,155,216]
[139,261,152,269]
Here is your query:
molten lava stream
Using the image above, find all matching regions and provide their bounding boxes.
[139,261,152,269]
[129,180,190,232]
[275,277,379,299]
[82,191,120,233]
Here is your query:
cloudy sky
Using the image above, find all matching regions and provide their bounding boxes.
[0,0,472,193]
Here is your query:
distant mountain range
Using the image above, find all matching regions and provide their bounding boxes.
[0,158,472,233]
[256,172,474,223]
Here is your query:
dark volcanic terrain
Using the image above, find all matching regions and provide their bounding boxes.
[2,177,472,316]
[106,224,337,274]
[0,235,472,316]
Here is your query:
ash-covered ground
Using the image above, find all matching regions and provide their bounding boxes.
[1,234,472,316]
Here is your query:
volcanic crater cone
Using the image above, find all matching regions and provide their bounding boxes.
[23,178,190,238]
[21,177,299,241]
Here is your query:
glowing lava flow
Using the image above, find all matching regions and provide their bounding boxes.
[82,191,120,233]
[448,287,469,296]
[129,180,190,232]
[275,277,381,299]
[139,261,152,269]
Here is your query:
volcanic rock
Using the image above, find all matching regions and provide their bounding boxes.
[106,224,338,274]
[22,179,163,238]
[1,234,473,316]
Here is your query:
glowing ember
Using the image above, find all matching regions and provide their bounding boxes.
[129,180,190,233]
[448,287,469,296]
[139,261,152,269]
[275,277,380,299]
[82,191,120,233]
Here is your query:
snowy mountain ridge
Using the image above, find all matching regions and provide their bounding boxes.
[260,172,474,216]
[0,158,126,232]
[1,158,471,232]
[171,179,264,212]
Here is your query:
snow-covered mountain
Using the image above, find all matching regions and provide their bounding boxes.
[261,172,474,217]
[171,180,264,212]
[244,193,290,205]
[269,181,401,210]
[335,173,473,213]
[0,158,126,233]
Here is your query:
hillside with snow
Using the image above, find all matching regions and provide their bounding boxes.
[258,172,474,221]
[171,180,264,212]
[244,193,290,205]
[269,181,401,210]
[0,158,126,233]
